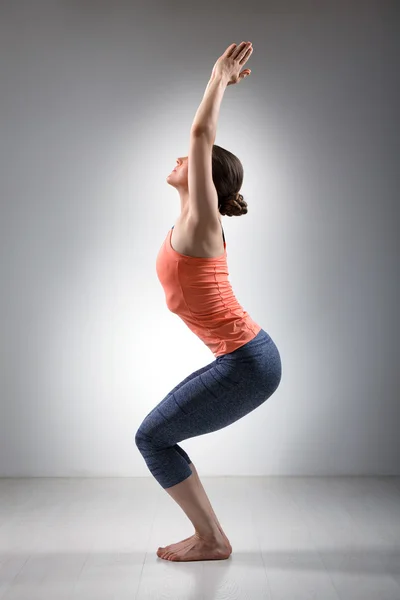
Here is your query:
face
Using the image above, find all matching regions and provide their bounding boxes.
[166,156,188,190]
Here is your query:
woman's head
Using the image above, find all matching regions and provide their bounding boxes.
[211,144,248,217]
[167,144,248,217]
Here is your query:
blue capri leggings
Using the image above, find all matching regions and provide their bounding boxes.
[135,328,282,489]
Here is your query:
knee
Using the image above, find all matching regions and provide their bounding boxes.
[134,425,147,450]
[134,418,158,451]
[135,408,164,451]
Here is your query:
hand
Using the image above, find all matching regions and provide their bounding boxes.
[211,41,253,86]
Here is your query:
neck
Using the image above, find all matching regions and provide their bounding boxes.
[178,189,190,216]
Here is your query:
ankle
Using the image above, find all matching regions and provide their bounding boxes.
[195,528,222,542]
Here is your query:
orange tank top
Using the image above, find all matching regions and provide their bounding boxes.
[156,224,262,357]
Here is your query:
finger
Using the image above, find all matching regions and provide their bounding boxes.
[224,43,238,57]
[240,46,253,65]
[231,41,249,60]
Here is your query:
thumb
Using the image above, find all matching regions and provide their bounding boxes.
[239,69,251,80]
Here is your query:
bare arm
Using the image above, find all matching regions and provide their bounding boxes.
[191,74,229,141]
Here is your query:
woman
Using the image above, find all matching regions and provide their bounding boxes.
[135,41,282,562]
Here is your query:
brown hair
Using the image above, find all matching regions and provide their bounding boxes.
[212,144,248,217]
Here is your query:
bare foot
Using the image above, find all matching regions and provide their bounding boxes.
[157,525,232,558]
[157,533,195,558]
[157,531,231,562]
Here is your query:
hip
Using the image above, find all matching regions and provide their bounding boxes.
[215,328,282,391]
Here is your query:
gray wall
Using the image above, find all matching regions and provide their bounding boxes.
[1,0,399,477]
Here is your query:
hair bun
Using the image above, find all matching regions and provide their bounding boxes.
[234,193,248,215]
[218,192,248,217]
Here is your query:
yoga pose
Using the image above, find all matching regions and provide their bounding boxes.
[135,41,282,562]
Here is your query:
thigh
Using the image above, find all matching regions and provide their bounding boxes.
[141,359,217,423]
[140,361,257,447]
[139,329,282,448]
[167,359,218,397]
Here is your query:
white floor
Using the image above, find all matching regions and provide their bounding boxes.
[0,476,399,600]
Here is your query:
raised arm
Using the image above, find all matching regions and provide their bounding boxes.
[187,42,253,223]
[190,41,253,142]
